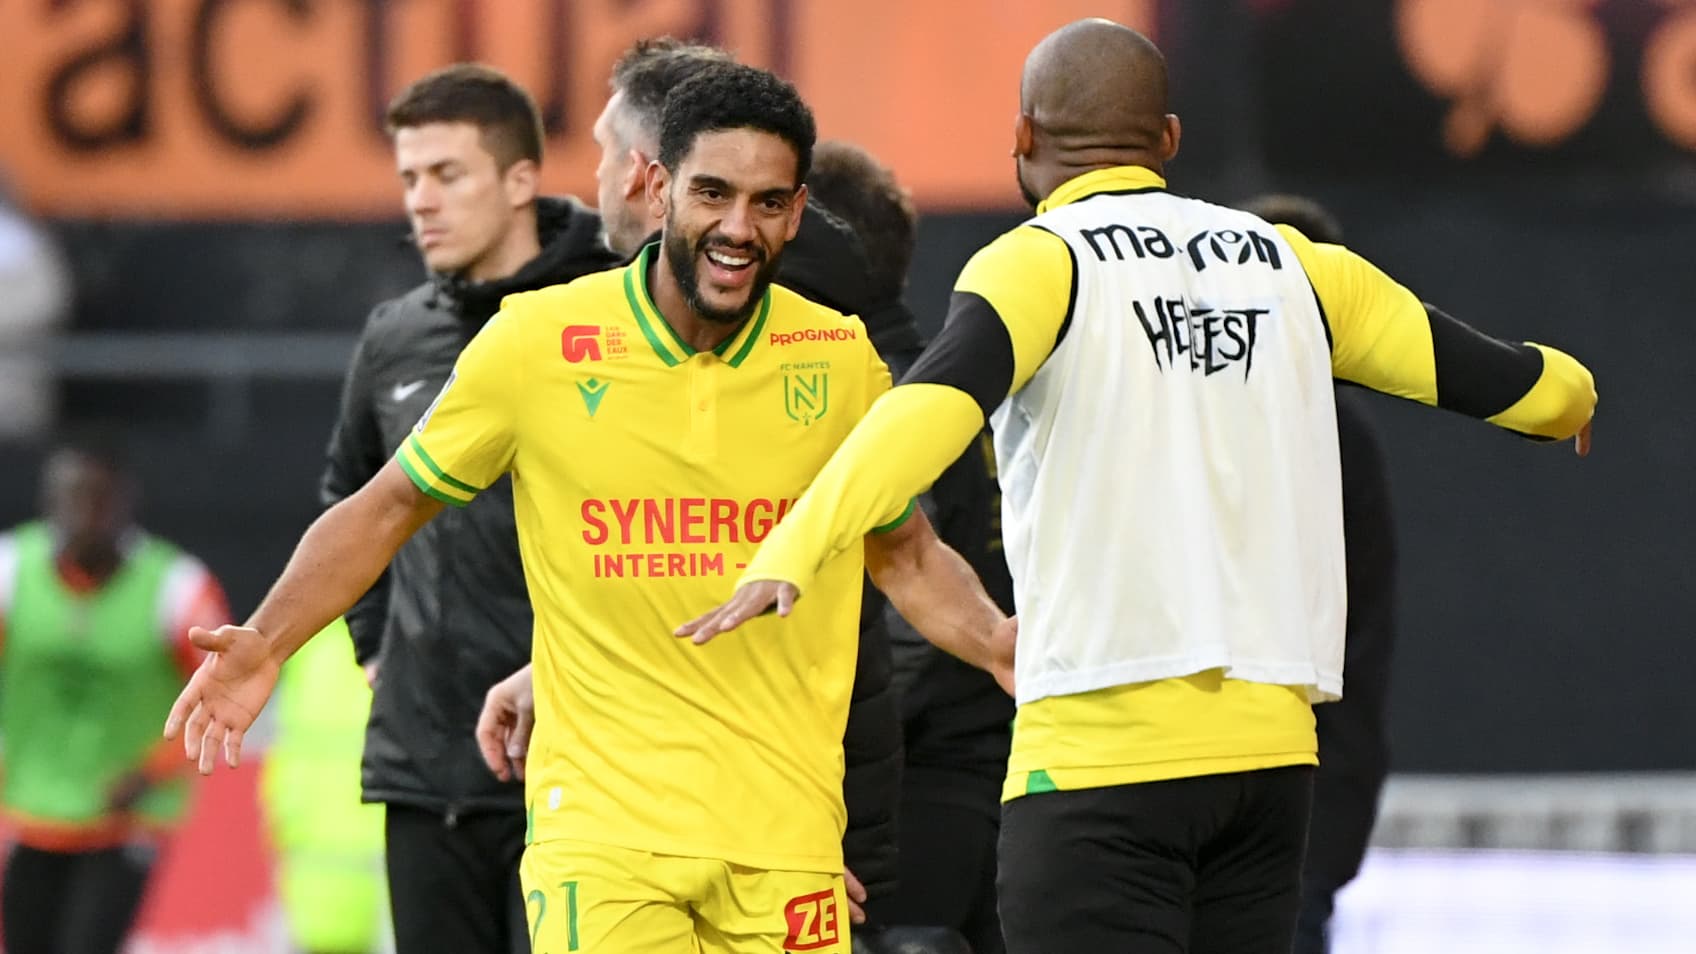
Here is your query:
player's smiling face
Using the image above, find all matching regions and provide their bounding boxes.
[656,128,806,325]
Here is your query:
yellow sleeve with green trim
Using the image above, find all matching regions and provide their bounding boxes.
[740,226,1073,593]
[395,310,524,507]
[1278,224,1596,440]
[858,333,918,533]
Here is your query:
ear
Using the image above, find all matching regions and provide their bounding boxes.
[645,160,670,221]
[1161,114,1182,164]
[621,148,648,201]
[504,158,540,209]
[1013,113,1035,159]
[785,183,808,241]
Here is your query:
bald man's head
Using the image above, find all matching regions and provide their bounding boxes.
[1012,18,1179,206]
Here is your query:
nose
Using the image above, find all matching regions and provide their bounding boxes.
[408,177,441,216]
[716,199,757,245]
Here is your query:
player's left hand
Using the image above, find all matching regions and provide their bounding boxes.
[674,580,801,645]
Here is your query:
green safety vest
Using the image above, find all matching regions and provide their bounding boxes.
[1,521,191,826]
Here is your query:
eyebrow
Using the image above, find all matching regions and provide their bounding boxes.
[687,174,797,201]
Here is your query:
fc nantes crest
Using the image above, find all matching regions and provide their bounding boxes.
[784,372,829,425]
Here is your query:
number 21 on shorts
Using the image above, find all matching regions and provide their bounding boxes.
[527,880,580,953]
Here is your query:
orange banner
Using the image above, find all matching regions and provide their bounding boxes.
[0,0,1154,218]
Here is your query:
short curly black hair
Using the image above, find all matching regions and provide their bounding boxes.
[658,61,816,187]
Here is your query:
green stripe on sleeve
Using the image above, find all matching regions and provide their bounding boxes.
[405,435,483,495]
[397,451,471,508]
[870,497,917,534]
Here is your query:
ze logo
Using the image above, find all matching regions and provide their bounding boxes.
[561,325,603,363]
[1396,0,1696,157]
[782,890,840,951]
[784,373,829,426]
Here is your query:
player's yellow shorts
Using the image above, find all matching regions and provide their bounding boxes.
[521,838,851,954]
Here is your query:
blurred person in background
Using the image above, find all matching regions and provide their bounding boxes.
[807,140,1014,954]
[1237,193,1399,954]
[262,617,391,954]
[478,38,920,922]
[0,171,71,441]
[0,429,228,954]
[319,63,617,954]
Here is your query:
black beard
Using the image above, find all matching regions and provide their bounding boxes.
[1016,158,1042,210]
[663,226,780,326]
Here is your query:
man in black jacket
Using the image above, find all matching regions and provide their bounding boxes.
[321,64,618,954]
[806,140,1015,954]
[1238,194,1400,954]
[589,38,914,914]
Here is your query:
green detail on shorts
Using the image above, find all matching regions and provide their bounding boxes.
[405,434,482,496]
[526,888,547,952]
[723,292,771,368]
[562,880,580,950]
[871,497,918,534]
[397,452,468,508]
[524,801,535,846]
[1025,769,1059,795]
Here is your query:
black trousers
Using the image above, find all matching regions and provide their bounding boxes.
[865,795,1003,954]
[384,804,527,954]
[998,766,1313,954]
[1,842,156,954]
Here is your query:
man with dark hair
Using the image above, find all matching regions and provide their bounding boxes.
[165,61,1009,954]
[688,18,1595,954]
[573,38,925,913]
[0,429,229,954]
[320,61,617,953]
[809,140,1013,954]
[1238,193,1399,954]
[806,143,919,316]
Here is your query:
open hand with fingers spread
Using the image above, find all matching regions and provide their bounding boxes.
[674,580,801,645]
[162,625,281,775]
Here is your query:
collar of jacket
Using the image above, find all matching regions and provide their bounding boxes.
[428,195,622,321]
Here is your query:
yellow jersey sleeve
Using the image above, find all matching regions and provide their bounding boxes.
[1277,225,1596,441]
[859,334,918,533]
[953,225,1075,396]
[395,311,525,507]
[740,225,1073,592]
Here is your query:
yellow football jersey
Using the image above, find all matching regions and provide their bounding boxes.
[398,244,908,874]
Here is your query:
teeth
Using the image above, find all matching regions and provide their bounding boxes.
[706,250,752,267]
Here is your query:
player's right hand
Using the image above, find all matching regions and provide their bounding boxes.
[1574,419,1592,457]
[162,625,281,775]
[476,665,535,782]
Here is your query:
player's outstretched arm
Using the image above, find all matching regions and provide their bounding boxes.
[163,459,442,774]
[1277,225,1597,453]
[864,508,1014,695]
